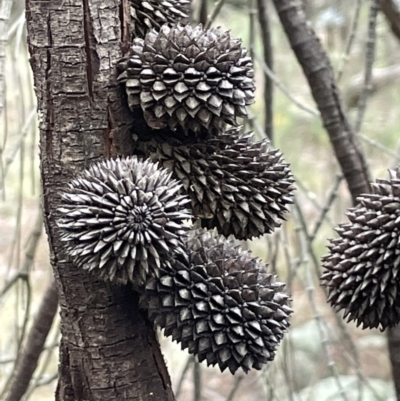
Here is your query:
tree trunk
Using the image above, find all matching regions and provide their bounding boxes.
[26,1,174,400]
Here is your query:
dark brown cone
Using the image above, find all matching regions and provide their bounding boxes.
[321,168,400,330]
[134,129,294,240]
[140,229,292,374]
[57,157,192,286]
[130,0,190,39]
[118,24,255,134]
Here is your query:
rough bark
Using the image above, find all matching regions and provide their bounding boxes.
[271,0,371,202]
[5,281,58,401]
[380,0,400,42]
[271,1,400,399]
[26,1,174,400]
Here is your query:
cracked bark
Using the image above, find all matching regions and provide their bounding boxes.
[26,1,174,400]
[271,1,400,398]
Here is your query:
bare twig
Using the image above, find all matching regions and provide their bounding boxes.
[225,375,244,401]
[354,0,380,134]
[256,0,274,141]
[5,281,58,401]
[256,54,320,117]
[336,0,364,82]
[292,206,350,401]
[0,209,43,298]
[359,132,400,161]
[175,356,193,399]
[198,0,207,25]
[310,174,343,242]
[193,360,201,401]
[0,0,13,115]
[345,64,400,108]
[23,322,60,401]
[205,0,227,29]
[0,107,36,193]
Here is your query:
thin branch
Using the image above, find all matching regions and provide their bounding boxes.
[198,0,207,25]
[0,209,43,298]
[336,0,364,82]
[354,0,380,134]
[23,322,60,401]
[0,0,13,115]
[248,0,256,60]
[193,360,201,401]
[256,0,274,141]
[292,206,350,401]
[0,107,36,196]
[175,356,193,399]
[255,54,320,117]
[225,375,244,401]
[345,64,400,107]
[309,174,343,242]
[359,132,400,161]
[205,0,227,29]
[5,281,58,401]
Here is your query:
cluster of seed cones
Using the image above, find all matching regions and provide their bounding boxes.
[321,168,400,330]
[134,129,294,239]
[141,229,292,374]
[57,1,295,375]
[58,155,294,372]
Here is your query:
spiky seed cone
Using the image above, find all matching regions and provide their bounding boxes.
[130,0,190,39]
[134,129,294,240]
[57,157,192,286]
[118,24,255,134]
[141,229,292,374]
[321,168,400,330]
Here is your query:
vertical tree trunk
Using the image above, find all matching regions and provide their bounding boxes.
[26,1,174,400]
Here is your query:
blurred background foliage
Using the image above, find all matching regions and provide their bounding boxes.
[1,0,400,400]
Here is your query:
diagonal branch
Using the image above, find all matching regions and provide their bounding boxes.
[5,281,58,401]
[380,0,400,42]
[271,0,372,202]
